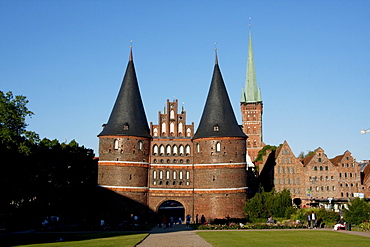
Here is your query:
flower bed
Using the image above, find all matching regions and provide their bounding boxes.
[196,221,307,230]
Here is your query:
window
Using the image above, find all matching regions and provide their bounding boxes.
[161,122,166,134]
[173,171,176,179]
[179,171,183,179]
[170,110,175,119]
[320,166,323,171]
[153,170,157,179]
[186,128,191,137]
[160,145,165,155]
[186,171,190,180]
[216,142,221,152]
[325,166,328,170]
[178,122,183,134]
[173,145,178,155]
[153,145,158,155]
[179,145,184,156]
[318,158,322,162]
[153,128,158,137]
[213,124,219,132]
[166,145,171,155]
[138,141,143,151]
[159,171,163,179]
[114,139,119,150]
[185,145,190,155]
[166,171,170,179]
[314,166,318,171]
[196,143,200,153]
[170,122,175,134]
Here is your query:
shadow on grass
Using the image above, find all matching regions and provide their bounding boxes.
[1,231,148,247]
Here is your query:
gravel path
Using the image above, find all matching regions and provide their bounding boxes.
[136,224,212,247]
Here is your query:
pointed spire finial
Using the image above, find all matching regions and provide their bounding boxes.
[248,17,252,30]
[214,42,218,64]
[129,40,134,61]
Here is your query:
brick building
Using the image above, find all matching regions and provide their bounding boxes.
[258,141,365,208]
[97,48,248,222]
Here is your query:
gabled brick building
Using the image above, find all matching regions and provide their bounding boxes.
[259,141,365,207]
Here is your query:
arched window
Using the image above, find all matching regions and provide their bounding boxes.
[166,171,170,179]
[159,145,165,155]
[153,170,157,179]
[170,110,175,119]
[179,171,183,179]
[170,122,175,134]
[166,145,171,155]
[159,171,163,179]
[186,171,190,179]
[161,122,166,134]
[173,171,176,179]
[114,139,119,150]
[179,145,184,156]
[319,166,323,171]
[216,142,221,152]
[314,166,318,171]
[196,143,200,153]
[138,140,143,151]
[172,145,178,155]
[186,128,191,137]
[153,145,158,155]
[185,145,190,155]
[178,122,183,134]
[153,128,158,137]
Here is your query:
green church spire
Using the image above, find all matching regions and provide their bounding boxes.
[241,31,262,103]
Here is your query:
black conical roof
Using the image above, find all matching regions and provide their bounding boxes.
[193,61,247,139]
[98,50,150,138]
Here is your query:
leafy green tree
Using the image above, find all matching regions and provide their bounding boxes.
[244,189,295,220]
[343,198,370,225]
[0,91,39,154]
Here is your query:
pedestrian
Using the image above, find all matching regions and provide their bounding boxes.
[185,214,191,228]
[201,215,206,224]
[311,211,317,229]
[306,213,311,228]
[196,214,199,224]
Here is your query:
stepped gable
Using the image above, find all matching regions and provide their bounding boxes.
[98,48,150,138]
[193,53,246,139]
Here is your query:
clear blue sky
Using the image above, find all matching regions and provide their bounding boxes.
[1,1,369,160]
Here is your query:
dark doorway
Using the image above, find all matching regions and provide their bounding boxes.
[158,200,185,223]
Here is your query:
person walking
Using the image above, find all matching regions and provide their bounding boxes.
[306,213,311,228]
[311,211,317,229]
[185,214,191,229]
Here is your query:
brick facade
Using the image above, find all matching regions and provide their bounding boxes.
[98,99,248,222]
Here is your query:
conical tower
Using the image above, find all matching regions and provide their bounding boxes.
[240,31,264,162]
[193,51,248,221]
[98,47,150,206]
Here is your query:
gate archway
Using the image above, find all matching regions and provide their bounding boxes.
[158,200,185,222]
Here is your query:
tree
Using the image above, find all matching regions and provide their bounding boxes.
[298,150,315,159]
[343,198,370,225]
[244,189,295,220]
[0,91,39,154]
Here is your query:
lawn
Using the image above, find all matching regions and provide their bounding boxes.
[197,230,370,247]
[1,232,148,247]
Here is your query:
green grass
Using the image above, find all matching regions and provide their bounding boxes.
[197,231,370,247]
[2,232,148,247]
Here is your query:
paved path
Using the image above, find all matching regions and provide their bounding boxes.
[136,224,212,247]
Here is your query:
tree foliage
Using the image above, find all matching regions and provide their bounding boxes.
[298,150,315,159]
[0,91,97,230]
[254,145,279,162]
[244,189,295,220]
[343,198,370,225]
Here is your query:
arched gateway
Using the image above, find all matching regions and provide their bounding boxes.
[158,200,185,222]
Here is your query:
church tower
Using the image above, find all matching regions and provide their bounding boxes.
[193,52,248,220]
[98,47,151,205]
[240,31,264,162]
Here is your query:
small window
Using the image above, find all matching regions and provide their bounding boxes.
[213,124,219,132]
[318,158,322,162]
[138,141,143,151]
[114,139,119,150]
[325,166,328,171]
[314,166,318,171]
[123,123,129,130]
[216,142,221,152]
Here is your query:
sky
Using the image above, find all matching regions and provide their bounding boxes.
[1,0,369,161]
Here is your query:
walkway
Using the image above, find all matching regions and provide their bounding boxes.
[136,224,212,247]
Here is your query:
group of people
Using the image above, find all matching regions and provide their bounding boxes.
[195,214,207,225]
[306,211,318,229]
[159,214,207,229]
